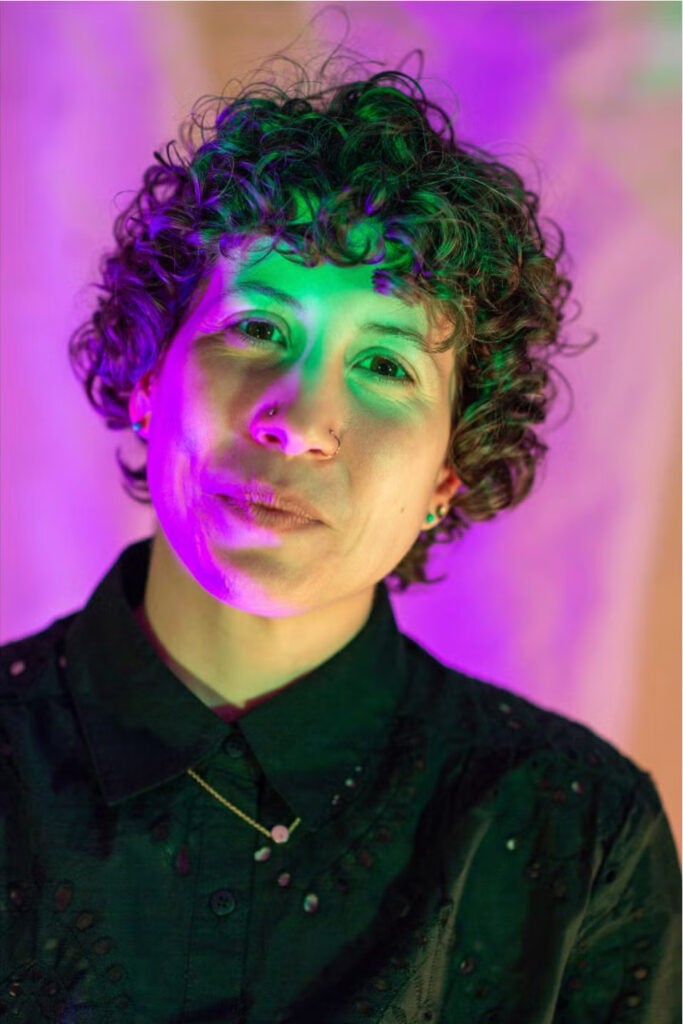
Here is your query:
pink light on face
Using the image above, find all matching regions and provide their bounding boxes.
[134,239,458,616]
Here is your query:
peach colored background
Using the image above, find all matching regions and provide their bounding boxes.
[1,2,680,851]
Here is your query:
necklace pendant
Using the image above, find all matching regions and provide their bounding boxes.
[270,824,290,844]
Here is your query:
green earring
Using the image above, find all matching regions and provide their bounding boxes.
[425,511,436,525]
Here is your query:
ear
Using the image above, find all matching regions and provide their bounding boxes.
[432,462,461,507]
[128,371,155,439]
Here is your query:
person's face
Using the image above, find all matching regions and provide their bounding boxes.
[130,238,461,616]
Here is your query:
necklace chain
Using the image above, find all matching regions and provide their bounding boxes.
[187,768,301,843]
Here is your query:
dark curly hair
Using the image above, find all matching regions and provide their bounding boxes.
[69,60,592,591]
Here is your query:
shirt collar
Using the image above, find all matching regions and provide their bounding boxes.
[64,540,410,832]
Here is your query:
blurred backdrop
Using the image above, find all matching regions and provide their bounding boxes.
[1,1,680,850]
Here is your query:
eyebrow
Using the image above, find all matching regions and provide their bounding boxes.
[231,279,428,349]
[234,280,305,311]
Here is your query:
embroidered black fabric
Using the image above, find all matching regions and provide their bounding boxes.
[1,541,680,1023]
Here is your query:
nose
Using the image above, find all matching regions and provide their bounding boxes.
[249,375,343,459]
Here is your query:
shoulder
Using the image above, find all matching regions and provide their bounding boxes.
[0,614,77,701]
[403,634,659,818]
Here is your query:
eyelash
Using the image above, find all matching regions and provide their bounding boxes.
[227,318,416,385]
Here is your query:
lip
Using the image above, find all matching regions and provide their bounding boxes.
[217,496,323,532]
[217,482,326,525]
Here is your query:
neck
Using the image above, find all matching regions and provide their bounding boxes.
[138,531,376,710]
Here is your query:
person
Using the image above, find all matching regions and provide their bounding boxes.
[1,62,680,1024]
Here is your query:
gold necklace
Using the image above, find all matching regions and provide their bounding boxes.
[187,768,301,845]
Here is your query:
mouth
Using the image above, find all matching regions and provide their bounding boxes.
[219,483,325,525]
[215,491,324,531]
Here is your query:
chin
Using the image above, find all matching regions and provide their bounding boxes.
[191,548,331,617]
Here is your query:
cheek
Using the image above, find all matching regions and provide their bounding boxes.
[153,365,219,453]
[189,356,261,433]
[354,418,442,511]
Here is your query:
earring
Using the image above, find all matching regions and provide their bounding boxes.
[132,413,150,433]
[425,504,449,527]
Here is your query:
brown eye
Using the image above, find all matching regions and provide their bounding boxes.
[228,319,287,347]
[372,356,400,377]
[241,320,279,341]
[359,353,413,383]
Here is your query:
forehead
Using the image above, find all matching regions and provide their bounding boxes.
[204,236,455,345]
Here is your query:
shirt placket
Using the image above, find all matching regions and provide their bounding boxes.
[181,731,261,1016]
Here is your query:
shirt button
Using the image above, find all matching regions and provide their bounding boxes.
[303,893,319,913]
[222,735,247,758]
[209,888,237,916]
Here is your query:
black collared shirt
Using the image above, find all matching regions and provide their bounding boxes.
[1,541,680,1023]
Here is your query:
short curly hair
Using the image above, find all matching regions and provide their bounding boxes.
[69,62,591,591]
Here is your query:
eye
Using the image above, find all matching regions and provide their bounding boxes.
[358,353,414,384]
[229,318,287,346]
